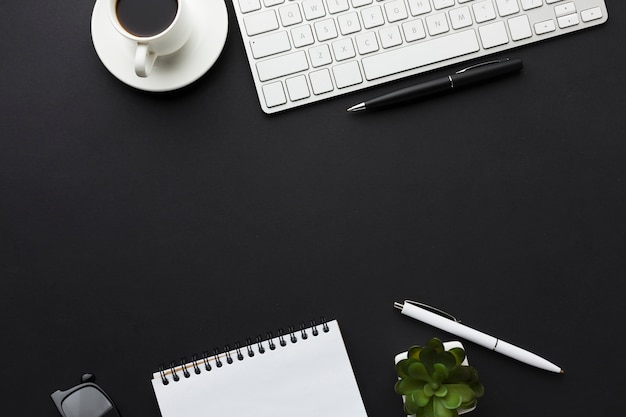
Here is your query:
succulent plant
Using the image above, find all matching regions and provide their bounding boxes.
[395,338,484,417]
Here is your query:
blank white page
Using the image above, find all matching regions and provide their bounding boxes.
[152,320,368,417]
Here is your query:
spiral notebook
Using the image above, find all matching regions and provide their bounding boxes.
[151,319,368,417]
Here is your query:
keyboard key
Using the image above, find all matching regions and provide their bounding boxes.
[291,25,315,47]
[332,38,357,60]
[384,0,409,22]
[407,0,432,16]
[554,2,576,17]
[332,61,363,88]
[534,19,556,34]
[402,19,427,41]
[557,13,579,28]
[472,0,497,23]
[302,0,326,20]
[338,12,362,34]
[351,0,373,7]
[250,31,291,58]
[508,15,532,40]
[256,51,309,81]
[263,0,284,6]
[426,12,450,35]
[262,82,287,107]
[520,0,542,10]
[279,3,303,26]
[355,31,380,54]
[361,29,480,80]
[243,10,279,36]
[478,20,509,48]
[285,75,311,100]
[239,0,261,13]
[495,0,520,16]
[326,0,350,14]
[314,18,339,41]
[581,7,603,22]
[361,5,385,28]
[449,6,473,29]
[309,44,333,66]
[379,25,403,48]
[309,69,334,94]
[433,0,455,10]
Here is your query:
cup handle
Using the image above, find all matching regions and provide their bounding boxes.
[134,43,157,77]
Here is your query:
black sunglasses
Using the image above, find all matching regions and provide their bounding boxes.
[51,374,121,417]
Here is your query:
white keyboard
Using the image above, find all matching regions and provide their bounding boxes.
[232,0,608,113]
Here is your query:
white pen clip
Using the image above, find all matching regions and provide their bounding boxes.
[400,300,461,323]
[455,58,510,74]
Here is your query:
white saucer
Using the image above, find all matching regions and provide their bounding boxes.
[91,0,228,91]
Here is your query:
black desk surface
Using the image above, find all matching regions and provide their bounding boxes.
[2,0,625,415]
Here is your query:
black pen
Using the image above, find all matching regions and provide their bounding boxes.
[346,58,523,112]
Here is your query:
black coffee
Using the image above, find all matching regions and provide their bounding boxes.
[116,0,178,37]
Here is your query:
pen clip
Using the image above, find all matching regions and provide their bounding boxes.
[405,300,461,322]
[455,58,510,74]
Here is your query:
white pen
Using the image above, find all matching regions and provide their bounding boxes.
[394,300,564,373]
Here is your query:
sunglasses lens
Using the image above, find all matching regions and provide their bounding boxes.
[61,386,119,417]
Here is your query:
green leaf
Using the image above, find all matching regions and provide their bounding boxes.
[419,347,437,370]
[440,388,462,409]
[395,378,425,395]
[466,366,479,382]
[432,363,449,382]
[404,397,419,415]
[446,384,475,403]
[434,385,448,398]
[408,361,431,381]
[460,399,477,410]
[412,389,432,407]
[426,338,445,352]
[469,381,485,398]
[447,366,471,383]
[435,351,457,371]
[405,394,420,414]
[433,398,454,417]
[423,399,436,417]
[408,345,423,360]
[448,347,466,365]
[396,359,412,379]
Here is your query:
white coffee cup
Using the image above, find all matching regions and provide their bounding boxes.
[108,0,193,77]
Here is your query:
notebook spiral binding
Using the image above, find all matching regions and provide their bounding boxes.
[158,318,330,385]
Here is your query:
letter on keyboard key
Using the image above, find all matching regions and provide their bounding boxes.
[256,51,309,81]
[361,29,479,80]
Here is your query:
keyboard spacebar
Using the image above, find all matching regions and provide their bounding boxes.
[362,30,480,81]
